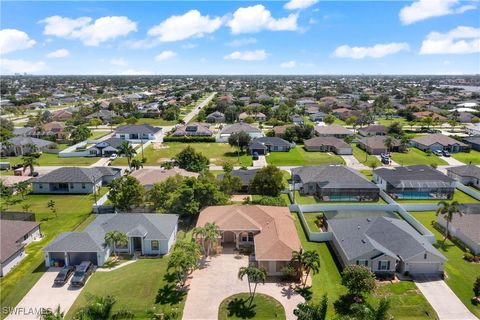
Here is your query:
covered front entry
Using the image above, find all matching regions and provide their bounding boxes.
[131,237,143,253]
[222,231,236,244]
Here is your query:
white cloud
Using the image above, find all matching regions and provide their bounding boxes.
[227,5,298,34]
[148,10,222,42]
[155,50,177,61]
[224,49,267,61]
[0,29,36,54]
[399,0,476,25]
[181,43,197,49]
[124,38,160,49]
[281,60,296,68]
[419,26,480,54]
[284,0,319,10]
[226,37,258,47]
[46,49,70,58]
[118,68,153,75]
[332,42,410,59]
[110,58,128,66]
[0,58,46,73]
[39,15,137,46]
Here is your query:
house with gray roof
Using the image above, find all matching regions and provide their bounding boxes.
[43,213,178,267]
[410,134,469,153]
[172,122,213,137]
[1,136,55,156]
[373,165,456,200]
[463,136,480,151]
[32,167,121,194]
[247,137,293,155]
[206,111,225,123]
[357,136,403,155]
[314,124,354,138]
[217,122,264,142]
[114,124,161,141]
[309,112,327,122]
[447,165,480,189]
[291,165,380,202]
[217,168,260,192]
[304,137,352,155]
[89,137,128,157]
[358,125,388,137]
[327,216,446,276]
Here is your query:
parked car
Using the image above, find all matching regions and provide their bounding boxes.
[11,163,22,170]
[442,150,451,157]
[30,172,39,177]
[0,162,11,170]
[109,153,118,160]
[252,152,259,160]
[381,157,390,165]
[380,153,389,159]
[71,261,94,287]
[433,150,443,156]
[54,266,75,286]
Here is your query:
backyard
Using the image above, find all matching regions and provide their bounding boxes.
[0,190,106,320]
[396,189,480,204]
[352,145,382,167]
[391,148,448,166]
[410,211,480,318]
[451,150,480,165]
[292,212,437,319]
[0,152,99,167]
[111,142,252,166]
[266,146,345,166]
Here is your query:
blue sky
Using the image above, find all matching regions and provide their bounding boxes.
[0,0,479,75]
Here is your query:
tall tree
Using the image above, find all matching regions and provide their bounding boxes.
[73,294,133,320]
[238,266,267,306]
[70,125,92,143]
[249,165,285,197]
[294,295,328,320]
[104,231,128,258]
[22,154,39,174]
[173,146,209,172]
[117,142,136,169]
[228,131,251,152]
[193,222,220,257]
[341,265,376,299]
[47,200,57,218]
[323,114,336,125]
[436,200,462,242]
[40,305,64,320]
[108,175,144,212]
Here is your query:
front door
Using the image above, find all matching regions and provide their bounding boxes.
[132,237,142,253]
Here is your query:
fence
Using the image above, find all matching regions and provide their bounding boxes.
[455,182,480,200]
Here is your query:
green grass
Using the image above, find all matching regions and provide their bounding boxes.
[266,146,345,166]
[136,117,178,126]
[0,190,106,319]
[89,131,110,140]
[396,189,479,204]
[359,169,373,180]
[304,212,322,232]
[0,153,99,166]
[218,293,286,320]
[451,150,480,165]
[112,143,252,167]
[352,145,382,167]
[391,148,448,166]
[376,117,410,126]
[410,211,480,318]
[293,212,437,319]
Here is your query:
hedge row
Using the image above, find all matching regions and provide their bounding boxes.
[163,136,216,143]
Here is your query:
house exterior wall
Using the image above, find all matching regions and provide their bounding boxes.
[32,181,100,194]
[401,251,444,274]
[22,226,41,245]
[336,147,353,155]
[1,248,25,277]
[217,132,264,143]
[448,172,480,188]
[115,132,156,141]
[438,216,480,255]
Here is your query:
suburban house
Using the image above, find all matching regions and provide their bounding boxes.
[206,111,226,123]
[463,136,480,151]
[410,134,469,153]
[465,124,480,136]
[413,111,446,121]
[291,115,304,125]
[272,125,293,138]
[37,122,69,140]
[43,213,178,267]
[309,112,327,122]
[1,136,55,156]
[291,165,380,202]
[86,110,117,123]
[130,167,199,190]
[373,165,456,199]
[447,165,480,189]
[217,122,264,142]
[89,137,128,157]
[314,124,354,138]
[304,137,352,155]
[32,167,121,194]
[247,137,293,155]
[51,109,73,121]
[437,204,480,255]
[357,136,403,155]
[115,124,161,141]
[327,216,446,276]
[1,220,41,276]
[217,168,260,192]
[239,112,266,122]
[196,205,302,276]
[358,125,388,137]
[172,122,213,137]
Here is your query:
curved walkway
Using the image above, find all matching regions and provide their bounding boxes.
[182,249,304,320]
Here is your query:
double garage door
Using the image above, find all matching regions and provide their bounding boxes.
[409,262,441,275]
[68,252,98,266]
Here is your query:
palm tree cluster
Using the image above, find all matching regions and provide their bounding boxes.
[436,200,462,242]
[167,240,202,287]
[192,222,220,257]
[73,294,133,320]
[237,266,267,306]
[104,230,128,258]
[117,142,137,169]
[291,249,321,288]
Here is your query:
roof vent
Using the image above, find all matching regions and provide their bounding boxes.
[361,239,367,244]
[357,225,361,230]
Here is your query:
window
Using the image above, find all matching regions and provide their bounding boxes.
[378,260,390,271]
[82,183,86,189]
[424,253,427,259]
[356,260,368,267]
[39,184,43,189]
[241,232,254,242]
[151,240,159,251]
[69,184,74,189]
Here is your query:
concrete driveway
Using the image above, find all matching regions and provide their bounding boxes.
[341,155,369,170]
[438,155,465,166]
[252,155,267,168]
[414,275,478,320]
[183,249,304,320]
[6,268,85,320]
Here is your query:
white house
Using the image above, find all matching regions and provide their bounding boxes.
[114,125,162,142]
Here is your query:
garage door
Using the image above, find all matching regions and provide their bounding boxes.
[68,252,98,266]
[409,263,440,275]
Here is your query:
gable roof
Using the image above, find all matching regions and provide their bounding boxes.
[7,136,55,148]
[34,167,120,183]
[196,205,301,260]
[447,204,480,245]
[358,136,400,149]
[447,165,480,179]
[292,165,378,189]
[94,137,125,149]
[374,165,454,188]
[411,134,468,147]
[304,137,351,149]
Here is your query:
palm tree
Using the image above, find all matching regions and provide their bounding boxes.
[117,142,136,168]
[301,251,321,288]
[384,136,393,153]
[400,136,410,152]
[22,154,38,175]
[73,294,133,320]
[129,159,143,171]
[193,223,220,257]
[436,200,462,242]
[1,140,13,155]
[291,249,305,278]
[350,298,391,320]
[104,231,127,258]
[238,266,267,306]
[40,305,64,320]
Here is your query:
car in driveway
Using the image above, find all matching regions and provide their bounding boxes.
[109,153,118,160]
[252,152,259,160]
[433,150,443,156]
[54,266,75,286]
[442,150,451,157]
[71,261,94,287]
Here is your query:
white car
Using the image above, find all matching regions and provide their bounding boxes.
[109,153,118,160]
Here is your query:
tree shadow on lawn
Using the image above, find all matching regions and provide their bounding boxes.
[226,297,256,319]
[333,294,370,316]
[224,151,248,158]
[155,283,186,306]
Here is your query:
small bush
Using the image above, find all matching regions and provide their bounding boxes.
[281,264,299,282]
[244,196,287,206]
[464,252,475,262]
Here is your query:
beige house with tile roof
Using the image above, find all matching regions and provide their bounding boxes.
[196,205,302,275]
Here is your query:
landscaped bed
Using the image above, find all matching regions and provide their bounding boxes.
[218,293,286,320]
[266,145,345,166]
[391,148,448,166]
[409,211,480,318]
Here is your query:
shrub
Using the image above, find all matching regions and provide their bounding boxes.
[464,252,475,262]
[244,196,287,206]
[281,264,300,282]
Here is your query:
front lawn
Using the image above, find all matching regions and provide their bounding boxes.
[0,190,105,319]
[137,117,178,126]
[293,213,437,319]
[352,145,382,167]
[410,211,480,318]
[218,293,286,320]
[0,153,99,166]
[89,131,110,140]
[396,189,479,204]
[391,148,448,166]
[266,146,345,166]
[112,143,252,167]
[451,150,480,165]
